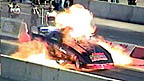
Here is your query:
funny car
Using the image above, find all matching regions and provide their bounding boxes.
[34,26,114,72]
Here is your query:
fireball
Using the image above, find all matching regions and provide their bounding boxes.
[11,4,133,71]
[92,36,132,66]
[56,4,95,39]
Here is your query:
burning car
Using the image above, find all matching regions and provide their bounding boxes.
[36,26,114,72]
[14,4,129,72]
[11,4,143,72]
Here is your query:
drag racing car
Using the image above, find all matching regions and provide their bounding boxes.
[34,26,114,72]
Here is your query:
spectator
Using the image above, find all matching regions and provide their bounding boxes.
[46,5,57,26]
[8,2,21,18]
[58,0,66,10]
[99,0,108,2]
[128,0,137,5]
[19,0,23,3]
[31,0,40,5]
[11,0,16,2]
[15,5,21,15]
[31,5,40,27]
[111,0,119,3]
[12,4,21,18]
[8,2,14,14]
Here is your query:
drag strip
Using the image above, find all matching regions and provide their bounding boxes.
[1,40,144,81]
[91,67,144,81]
[97,25,144,46]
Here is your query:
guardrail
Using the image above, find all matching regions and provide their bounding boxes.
[1,54,118,81]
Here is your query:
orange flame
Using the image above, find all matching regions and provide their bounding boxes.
[11,39,62,68]
[56,4,95,39]
[56,4,132,66]
[11,4,132,69]
[90,36,132,66]
[11,39,48,59]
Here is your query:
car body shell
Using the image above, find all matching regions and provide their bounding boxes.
[36,26,114,71]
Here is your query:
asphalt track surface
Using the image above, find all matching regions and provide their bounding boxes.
[97,25,144,46]
[91,67,144,81]
[1,40,144,81]
[1,1,144,81]
[1,30,144,80]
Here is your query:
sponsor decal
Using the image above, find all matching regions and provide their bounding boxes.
[90,53,108,62]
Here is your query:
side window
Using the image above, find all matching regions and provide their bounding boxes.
[50,31,62,43]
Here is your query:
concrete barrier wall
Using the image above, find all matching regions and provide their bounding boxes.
[130,7,144,24]
[107,3,133,21]
[1,54,118,81]
[74,0,89,8]
[89,1,110,18]
[74,0,144,24]
[1,55,27,81]
[0,42,18,55]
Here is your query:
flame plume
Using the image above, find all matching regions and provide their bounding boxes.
[56,4,95,38]
[11,4,133,70]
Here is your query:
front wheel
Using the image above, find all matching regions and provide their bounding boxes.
[75,59,80,69]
